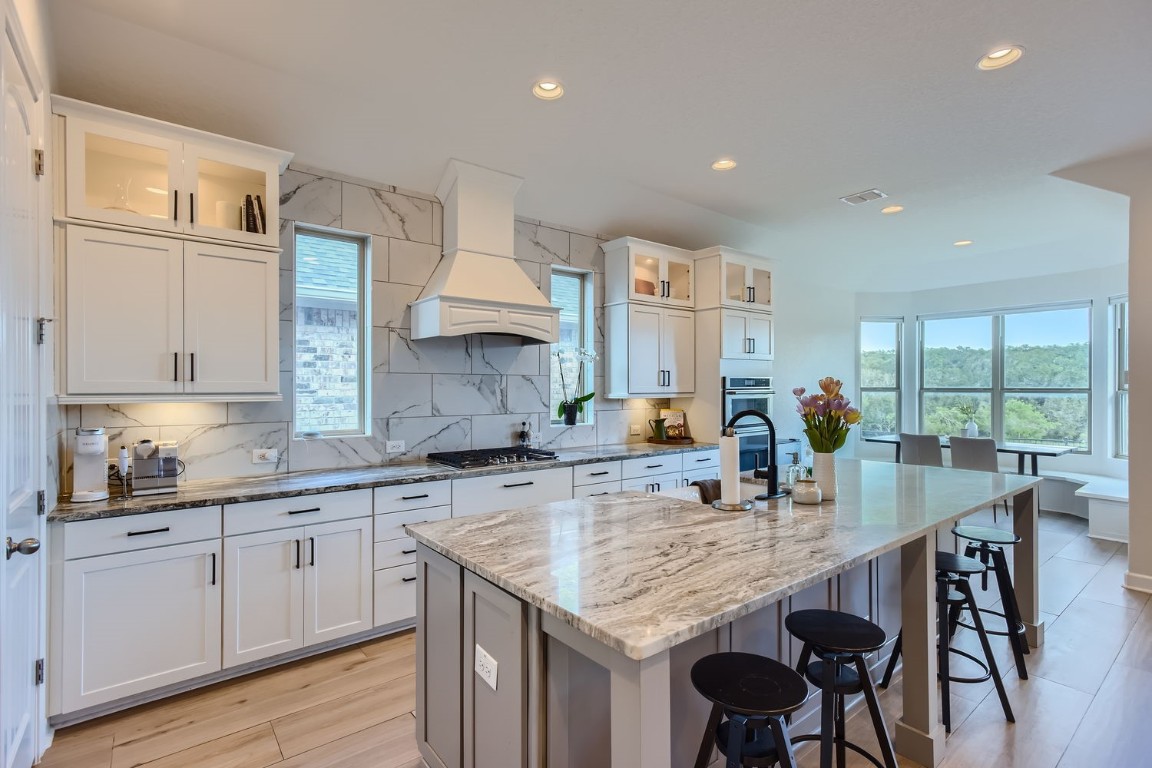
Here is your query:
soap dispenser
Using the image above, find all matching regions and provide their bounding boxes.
[784,451,804,490]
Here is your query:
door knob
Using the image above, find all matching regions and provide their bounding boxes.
[5,537,40,560]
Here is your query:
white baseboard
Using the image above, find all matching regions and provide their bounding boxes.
[1124,571,1152,594]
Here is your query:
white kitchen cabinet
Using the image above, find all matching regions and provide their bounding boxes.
[720,309,774,361]
[605,302,694,397]
[621,453,684,493]
[59,101,289,248]
[621,472,682,494]
[694,247,773,311]
[63,224,278,398]
[303,517,374,646]
[603,236,695,308]
[61,539,222,712]
[452,466,573,518]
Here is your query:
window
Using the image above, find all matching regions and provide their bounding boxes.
[859,319,902,437]
[293,226,370,437]
[919,305,1091,451]
[550,269,594,424]
[1115,297,1129,458]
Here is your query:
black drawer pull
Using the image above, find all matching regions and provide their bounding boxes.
[209,552,216,585]
[645,464,663,469]
[401,493,430,500]
[590,492,609,496]
[127,527,170,537]
[502,481,534,488]
[288,507,321,515]
[589,471,610,476]
[402,576,417,583]
[695,458,711,462]
[295,539,301,569]
[402,548,417,555]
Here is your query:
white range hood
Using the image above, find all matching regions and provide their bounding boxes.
[410,160,559,344]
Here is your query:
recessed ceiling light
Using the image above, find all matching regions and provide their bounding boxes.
[532,80,564,100]
[711,158,737,171]
[953,240,974,247]
[977,45,1024,70]
[881,205,904,215]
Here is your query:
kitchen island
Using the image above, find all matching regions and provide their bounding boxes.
[407,459,1042,768]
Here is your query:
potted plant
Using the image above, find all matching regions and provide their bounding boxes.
[793,377,862,500]
[556,348,596,426]
[958,404,979,437]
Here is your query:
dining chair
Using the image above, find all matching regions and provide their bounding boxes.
[899,433,944,467]
[950,436,1007,521]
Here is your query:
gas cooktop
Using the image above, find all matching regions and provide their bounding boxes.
[427,447,559,469]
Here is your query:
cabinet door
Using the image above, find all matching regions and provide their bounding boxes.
[662,308,695,393]
[222,528,304,668]
[184,144,280,247]
[663,252,694,307]
[621,472,681,493]
[303,517,374,646]
[62,540,221,712]
[722,260,748,306]
[720,310,749,359]
[65,226,184,394]
[748,265,772,309]
[64,118,183,233]
[183,241,278,393]
[417,548,463,768]
[626,304,663,394]
[747,314,774,360]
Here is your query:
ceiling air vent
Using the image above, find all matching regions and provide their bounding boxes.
[839,189,888,206]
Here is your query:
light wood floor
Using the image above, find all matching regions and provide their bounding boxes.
[40,511,1150,768]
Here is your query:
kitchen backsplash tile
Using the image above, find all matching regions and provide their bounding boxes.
[56,166,667,494]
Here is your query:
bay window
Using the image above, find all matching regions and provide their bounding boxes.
[858,318,902,437]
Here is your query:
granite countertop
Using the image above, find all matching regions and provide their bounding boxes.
[49,442,717,523]
[406,459,1040,661]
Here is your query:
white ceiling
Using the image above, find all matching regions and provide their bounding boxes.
[45,0,1151,290]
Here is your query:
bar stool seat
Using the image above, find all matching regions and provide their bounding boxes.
[952,524,1020,546]
[691,652,809,768]
[936,550,986,574]
[785,608,887,654]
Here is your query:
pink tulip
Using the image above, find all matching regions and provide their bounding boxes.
[792,387,806,397]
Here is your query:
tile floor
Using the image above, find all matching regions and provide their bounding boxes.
[39,511,1149,768]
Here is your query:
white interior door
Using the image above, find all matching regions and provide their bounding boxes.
[1,18,43,767]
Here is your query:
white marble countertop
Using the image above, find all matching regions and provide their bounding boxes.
[407,458,1040,661]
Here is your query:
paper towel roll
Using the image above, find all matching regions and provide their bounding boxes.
[719,434,742,506]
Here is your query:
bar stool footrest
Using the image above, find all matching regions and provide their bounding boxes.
[945,646,992,684]
[956,605,1026,639]
[790,734,887,768]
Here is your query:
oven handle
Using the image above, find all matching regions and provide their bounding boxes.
[724,389,775,395]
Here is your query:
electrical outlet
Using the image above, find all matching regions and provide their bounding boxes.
[252,448,278,464]
[474,644,498,691]
[630,424,641,436]
[386,440,405,453]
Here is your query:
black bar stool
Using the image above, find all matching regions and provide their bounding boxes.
[952,523,1030,679]
[879,551,1015,732]
[691,652,809,768]
[784,609,897,768]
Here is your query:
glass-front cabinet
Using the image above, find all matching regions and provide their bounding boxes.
[723,258,772,309]
[62,109,282,248]
[693,246,774,311]
[603,237,695,308]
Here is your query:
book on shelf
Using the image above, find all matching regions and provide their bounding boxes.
[659,408,688,439]
[244,195,258,233]
[254,194,267,234]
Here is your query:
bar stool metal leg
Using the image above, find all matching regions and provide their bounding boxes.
[725,713,748,768]
[768,716,799,768]
[938,574,952,732]
[694,703,724,768]
[852,654,899,768]
[956,578,1015,723]
[820,657,835,768]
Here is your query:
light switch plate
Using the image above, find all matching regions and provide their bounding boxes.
[630,424,641,436]
[252,448,278,464]
[386,440,405,453]
[474,643,498,691]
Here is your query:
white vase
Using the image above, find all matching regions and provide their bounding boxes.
[811,452,837,500]
[965,420,978,438]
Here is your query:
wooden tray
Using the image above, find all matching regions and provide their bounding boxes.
[646,437,695,445]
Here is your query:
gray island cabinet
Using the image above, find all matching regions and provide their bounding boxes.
[407,459,1043,768]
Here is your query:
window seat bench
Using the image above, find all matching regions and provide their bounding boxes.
[1038,471,1129,543]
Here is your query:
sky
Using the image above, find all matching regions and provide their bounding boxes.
[861,308,1091,352]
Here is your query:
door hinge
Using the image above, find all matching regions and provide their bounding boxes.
[37,490,46,516]
[33,149,44,176]
[36,317,54,345]
[35,659,44,686]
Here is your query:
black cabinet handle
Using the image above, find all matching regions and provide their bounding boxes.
[294,539,301,569]
[173,352,179,382]
[590,492,609,496]
[190,352,196,382]
[654,482,661,491]
[645,464,663,469]
[173,189,179,221]
[189,192,195,225]
[210,552,216,585]
[695,457,710,462]
[402,548,417,555]
[402,576,417,583]
[750,286,756,303]
[288,507,321,515]
[401,493,430,500]
[308,536,315,567]
[589,471,610,476]
[502,481,534,488]
[127,527,170,537]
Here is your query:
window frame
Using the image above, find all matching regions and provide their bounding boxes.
[917,302,1092,453]
[291,223,372,439]
[1113,296,1129,459]
[549,267,595,426]
[857,317,903,437]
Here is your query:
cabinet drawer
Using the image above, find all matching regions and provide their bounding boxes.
[374,537,420,571]
[452,466,573,518]
[682,449,720,471]
[572,461,622,486]
[621,472,681,494]
[374,480,452,515]
[573,480,622,498]
[622,453,683,480]
[64,506,222,560]
[224,489,371,536]
[374,563,417,627]
[375,505,451,542]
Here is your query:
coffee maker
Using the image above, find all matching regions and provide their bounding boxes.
[71,427,110,502]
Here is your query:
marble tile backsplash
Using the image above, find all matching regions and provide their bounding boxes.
[58,167,663,493]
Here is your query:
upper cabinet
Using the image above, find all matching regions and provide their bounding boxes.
[693,247,773,311]
[603,237,695,308]
[57,98,291,249]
